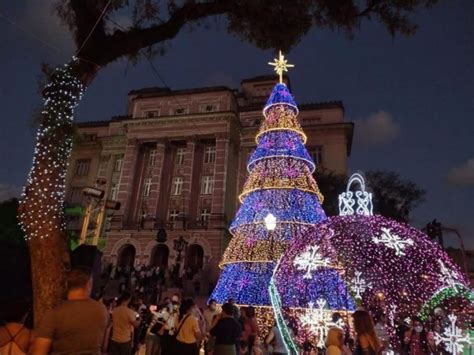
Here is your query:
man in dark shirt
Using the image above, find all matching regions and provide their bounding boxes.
[210,303,242,355]
[32,266,109,355]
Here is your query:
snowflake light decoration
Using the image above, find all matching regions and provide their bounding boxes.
[388,304,397,327]
[299,299,333,348]
[434,314,471,354]
[372,227,414,256]
[438,260,463,289]
[293,245,330,279]
[350,271,372,300]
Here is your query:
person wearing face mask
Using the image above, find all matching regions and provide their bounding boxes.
[160,296,180,355]
[203,300,219,355]
[403,317,434,354]
[203,300,219,332]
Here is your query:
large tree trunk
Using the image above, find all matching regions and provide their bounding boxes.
[18,61,96,324]
[27,230,69,324]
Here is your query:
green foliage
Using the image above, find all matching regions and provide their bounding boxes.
[366,170,426,222]
[316,170,426,222]
[315,169,347,216]
[53,0,440,69]
[0,198,25,246]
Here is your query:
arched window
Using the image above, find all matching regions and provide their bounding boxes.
[185,244,204,276]
[118,244,136,269]
[151,244,169,268]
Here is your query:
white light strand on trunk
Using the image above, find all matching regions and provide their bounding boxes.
[19,59,84,240]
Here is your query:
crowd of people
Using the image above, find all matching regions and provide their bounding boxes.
[0,266,469,355]
[100,261,209,304]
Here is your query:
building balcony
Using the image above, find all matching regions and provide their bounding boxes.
[107,214,228,232]
[187,220,209,230]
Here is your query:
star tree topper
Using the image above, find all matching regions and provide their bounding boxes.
[268,50,294,83]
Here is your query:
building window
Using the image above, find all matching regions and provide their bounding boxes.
[168,209,180,220]
[74,159,90,176]
[173,107,188,115]
[168,209,180,225]
[143,109,160,118]
[149,149,157,166]
[114,154,124,172]
[308,146,323,166]
[201,176,213,195]
[204,146,216,164]
[143,178,152,197]
[200,208,211,222]
[171,177,184,195]
[110,183,119,201]
[69,186,83,204]
[201,104,219,113]
[176,148,186,165]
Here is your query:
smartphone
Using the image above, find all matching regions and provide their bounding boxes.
[150,305,157,312]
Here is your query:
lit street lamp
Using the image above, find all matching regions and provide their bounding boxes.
[264,213,277,231]
[174,235,188,263]
[265,213,277,259]
[172,236,188,282]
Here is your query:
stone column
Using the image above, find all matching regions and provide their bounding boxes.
[182,138,197,225]
[116,138,141,225]
[211,133,229,217]
[144,139,166,228]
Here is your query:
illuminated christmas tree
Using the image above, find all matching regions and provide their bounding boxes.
[210,52,327,307]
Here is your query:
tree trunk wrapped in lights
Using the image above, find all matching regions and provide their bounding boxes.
[18,61,85,323]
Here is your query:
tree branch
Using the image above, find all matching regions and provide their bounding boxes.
[69,0,108,46]
[81,0,232,69]
[356,0,382,18]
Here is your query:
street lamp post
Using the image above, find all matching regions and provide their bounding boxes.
[173,236,188,280]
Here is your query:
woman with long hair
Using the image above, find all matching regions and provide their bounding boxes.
[240,306,259,354]
[352,310,381,355]
[0,300,34,355]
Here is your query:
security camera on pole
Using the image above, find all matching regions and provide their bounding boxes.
[79,178,121,246]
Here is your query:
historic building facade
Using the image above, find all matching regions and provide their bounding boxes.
[65,76,353,279]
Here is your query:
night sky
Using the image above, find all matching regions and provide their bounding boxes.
[1,1,473,248]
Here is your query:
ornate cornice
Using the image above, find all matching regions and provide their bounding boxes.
[100,135,126,148]
[124,112,237,127]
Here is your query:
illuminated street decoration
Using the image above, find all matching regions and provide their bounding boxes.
[434,314,471,354]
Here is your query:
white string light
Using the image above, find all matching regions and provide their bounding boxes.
[19,59,84,240]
